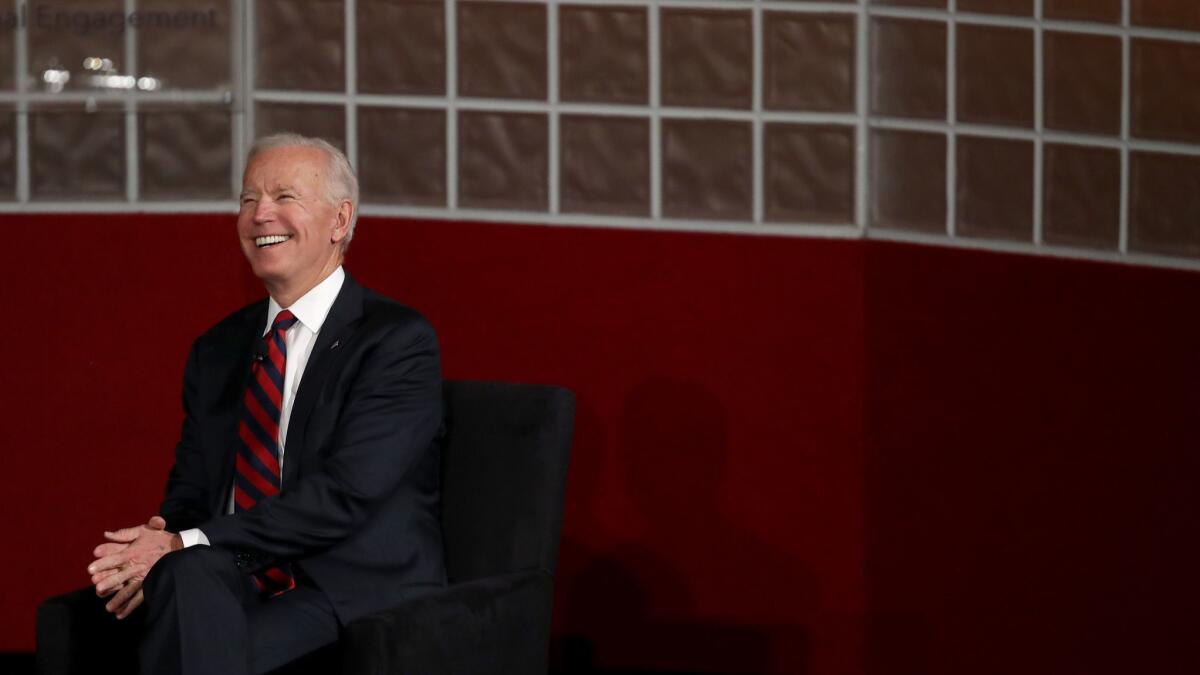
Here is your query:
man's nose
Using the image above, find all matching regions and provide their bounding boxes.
[253,199,275,223]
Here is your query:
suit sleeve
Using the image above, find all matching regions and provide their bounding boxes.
[197,315,442,560]
[159,340,215,532]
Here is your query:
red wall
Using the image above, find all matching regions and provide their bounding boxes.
[2,214,1196,674]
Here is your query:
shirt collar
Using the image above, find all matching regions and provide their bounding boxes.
[264,266,346,336]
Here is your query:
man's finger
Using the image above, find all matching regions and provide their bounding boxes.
[90,568,120,585]
[103,526,142,543]
[115,589,144,620]
[88,551,131,576]
[105,580,140,614]
[93,542,129,558]
[96,564,142,595]
[147,516,167,530]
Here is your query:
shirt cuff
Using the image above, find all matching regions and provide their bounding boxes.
[180,528,210,548]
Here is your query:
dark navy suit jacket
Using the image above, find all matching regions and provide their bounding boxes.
[158,273,446,623]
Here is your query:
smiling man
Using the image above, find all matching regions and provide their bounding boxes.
[85,134,446,674]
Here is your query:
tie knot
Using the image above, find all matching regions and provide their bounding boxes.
[272,310,298,333]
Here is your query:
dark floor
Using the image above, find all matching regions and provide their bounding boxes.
[0,653,34,675]
[4,652,704,675]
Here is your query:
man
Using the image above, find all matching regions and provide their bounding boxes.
[85,133,445,674]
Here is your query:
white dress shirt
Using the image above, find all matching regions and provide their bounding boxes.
[180,266,346,548]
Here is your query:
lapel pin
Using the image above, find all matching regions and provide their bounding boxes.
[330,339,341,350]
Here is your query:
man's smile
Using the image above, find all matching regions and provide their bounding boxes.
[255,234,292,248]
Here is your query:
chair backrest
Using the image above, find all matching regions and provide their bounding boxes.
[440,380,575,584]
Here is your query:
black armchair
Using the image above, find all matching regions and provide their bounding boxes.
[37,380,575,674]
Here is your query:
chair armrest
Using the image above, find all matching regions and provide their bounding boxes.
[340,569,554,675]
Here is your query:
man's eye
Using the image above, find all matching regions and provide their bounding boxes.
[278,194,295,201]
[240,197,256,206]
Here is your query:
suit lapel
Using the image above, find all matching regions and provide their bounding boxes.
[282,274,365,486]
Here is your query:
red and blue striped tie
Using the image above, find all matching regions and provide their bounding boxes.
[235,309,298,596]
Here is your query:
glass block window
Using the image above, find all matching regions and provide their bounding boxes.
[1,1,1199,271]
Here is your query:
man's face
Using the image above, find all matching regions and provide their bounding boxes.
[237,145,347,289]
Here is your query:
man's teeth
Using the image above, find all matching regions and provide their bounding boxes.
[255,235,291,248]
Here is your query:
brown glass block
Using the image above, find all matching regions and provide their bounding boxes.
[662,119,751,221]
[764,12,855,113]
[956,135,1033,241]
[1044,0,1121,23]
[28,0,125,91]
[1132,39,1200,144]
[358,107,446,207]
[872,0,946,7]
[560,6,648,104]
[138,0,231,90]
[141,109,231,200]
[1044,31,1121,135]
[765,124,855,224]
[957,0,1032,15]
[871,18,946,120]
[458,2,547,100]
[0,16,12,91]
[1132,0,1200,32]
[957,25,1033,128]
[256,0,344,92]
[661,9,753,110]
[1130,152,1200,258]
[255,103,345,151]
[358,0,444,95]
[871,130,946,232]
[1042,144,1119,250]
[560,115,649,216]
[0,111,13,200]
[459,111,547,211]
[30,111,125,200]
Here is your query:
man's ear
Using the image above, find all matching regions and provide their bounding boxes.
[331,200,353,244]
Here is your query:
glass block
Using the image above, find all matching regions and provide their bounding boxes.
[956,135,1033,242]
[1130,152,1200,258]
[140,109,231,200]
[1132,0,1200,32]
[560,6,648,104]
[957,0,1032,15]
[358,107,446,207]
[256,0,344,92]
[662,119,752,221]
[871,130,946,233]
[358,0,444,95]
[1045,0,1121,23]
[1044,31,1121,136]
[138,0,232,90]
[458,2,547,100]
[30,110,125,200]
[1132,39,1200,144]
[872,0,946,6]
[661,9,753,110]
[0,14,12,91]
[764,12,855,113]
[871,18,947,120]
[28,0,125,93]
[459,111,547,211]
[255,103,345,151]
[0,110,13,200]
[560,115,650,216]
[765,124,855,224]
[1042,144,1119,250]
[957,25,1033,128]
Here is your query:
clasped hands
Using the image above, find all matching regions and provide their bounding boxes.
[88,515,183,620]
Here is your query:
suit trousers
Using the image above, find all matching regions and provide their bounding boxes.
[139,546,339,675]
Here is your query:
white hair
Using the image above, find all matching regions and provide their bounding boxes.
[245,133,360,247]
